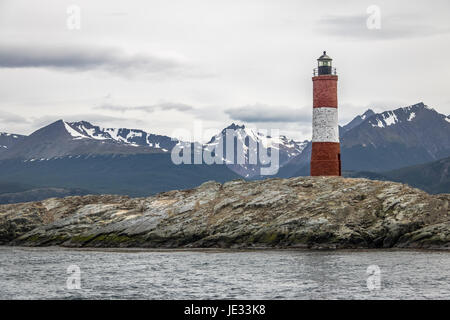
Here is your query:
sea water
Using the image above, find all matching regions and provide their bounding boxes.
[0,247,448,299]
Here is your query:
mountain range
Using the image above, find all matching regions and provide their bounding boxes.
[276,102,450,177]
[0,120,176,160]
[0,102,448,203]
[340,102,450,171]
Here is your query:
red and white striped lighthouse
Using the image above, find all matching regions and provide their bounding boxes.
[310,51,341,176]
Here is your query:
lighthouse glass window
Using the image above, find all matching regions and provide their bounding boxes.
[318,61,331,67]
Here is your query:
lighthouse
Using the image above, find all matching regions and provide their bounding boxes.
[310,51,341,176]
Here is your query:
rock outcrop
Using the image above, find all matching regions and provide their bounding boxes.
[0,177,448,249]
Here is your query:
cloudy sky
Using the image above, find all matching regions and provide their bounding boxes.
[1,0,449,141]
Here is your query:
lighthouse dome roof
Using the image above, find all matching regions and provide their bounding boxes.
[318,51,332,61]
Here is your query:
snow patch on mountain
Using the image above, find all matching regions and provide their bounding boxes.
[370,111,399,128]
[371,118,385,128]
[383,111,398,126]
[63,122,88,140]
[63,121,176,152]
[368,103,433,128]
[82,127,109,140]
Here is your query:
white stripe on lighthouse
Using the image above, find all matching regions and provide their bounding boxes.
[312,107,339,142]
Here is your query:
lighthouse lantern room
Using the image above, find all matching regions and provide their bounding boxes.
[315,51,336,76]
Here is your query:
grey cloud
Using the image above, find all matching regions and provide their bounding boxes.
[97,102,194,113]
[0,44,190,76]
[225,103,311,123]
[65,114,143,124]
[316,14,450,40]
[0,110,29,124]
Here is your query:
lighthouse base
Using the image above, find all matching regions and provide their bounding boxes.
[310,142,341,176]
[311,160,341,176]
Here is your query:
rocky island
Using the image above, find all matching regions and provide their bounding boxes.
[0,177,448,250]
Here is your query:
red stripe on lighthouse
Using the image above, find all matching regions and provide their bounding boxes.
[313,75,337,108]
[311,142,341,176]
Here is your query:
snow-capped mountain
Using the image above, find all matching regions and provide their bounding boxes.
[366,103,441,129]
[0,120,177,160]
[204,123,308,178]
[341,102,450,171]
[65,121,176,151]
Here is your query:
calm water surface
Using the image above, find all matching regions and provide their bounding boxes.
[0,246,448,299]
